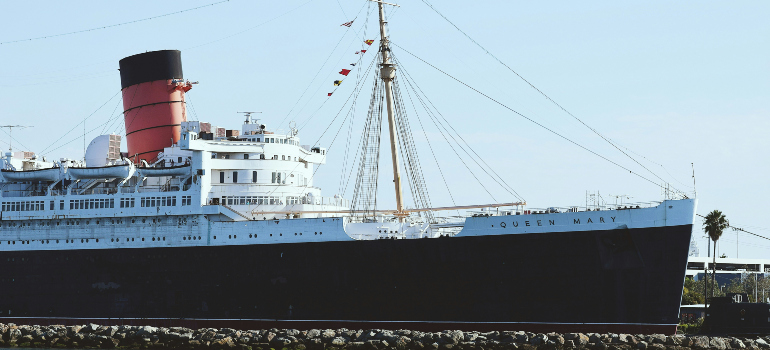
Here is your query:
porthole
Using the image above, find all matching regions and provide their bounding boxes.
[142,219,146,223]
[152,237,155,241]
[76,221,79,225]
[183,237,186,241]
[96,220,99,224]
[270,234,272,237]
[228,235,231,239]
[56,240,59,243]
[96,239,99,242]
[86,239,89,243]
[142,238,145,241]
[86,221,90,225]
[300,232,302,235]
[132,219,135,223]
[234,235,236,239]
[131,238,135,242]
[116,238,119,242]
[163,237,165,241]
[111,239,114,242]
[294,233,297,236]
[315,232,317,235]
[249,234,252,238]
[320,232,323,235]
[80,239,84,243]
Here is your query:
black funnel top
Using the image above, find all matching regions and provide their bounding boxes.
[119,50,183,89]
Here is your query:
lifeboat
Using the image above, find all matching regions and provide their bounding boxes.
[0,167,62,182]
[68,163,135,180]
[138,164,191,177]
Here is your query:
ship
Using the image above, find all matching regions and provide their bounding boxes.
[0,2,696,334]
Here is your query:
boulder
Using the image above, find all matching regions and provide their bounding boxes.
[710,337,727,350]
[666,336,684,346]
[692,336,711,350]
[648,334,665,345]
[637,341,648,350]
[530,334,548,346]
[307,329,321,338]
[332,336,349,346]
[732,339,747,349]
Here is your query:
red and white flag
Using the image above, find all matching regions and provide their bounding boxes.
[340,20,354,27]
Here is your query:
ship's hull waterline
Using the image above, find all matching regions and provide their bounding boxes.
[0,223,692,334]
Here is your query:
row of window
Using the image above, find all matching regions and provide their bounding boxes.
[2,196,195,212]
[217,170,309,185]
[1,200,47,212]
[141,196,176,208]
[222,196,281,206]
[3,232,325,245]
[71,198,115,210]
[214,153,298,161]
[5,236,167,245]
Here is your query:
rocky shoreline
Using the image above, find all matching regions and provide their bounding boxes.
[0,324,768,350]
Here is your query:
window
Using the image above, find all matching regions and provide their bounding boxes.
[252,171,257,183]
[282,155,285,160]
[257,137,261,142]
[233,171,238,183]
[260,154,265,160]
[244,154,249,159]
[271,171,285,184]
[219,172,225,183]
[178,157,183,163]
[224,154,230,159]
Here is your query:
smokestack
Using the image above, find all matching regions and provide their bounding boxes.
[119,50,190,163]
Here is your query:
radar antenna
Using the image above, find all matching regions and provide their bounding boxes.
[238,111,262,124]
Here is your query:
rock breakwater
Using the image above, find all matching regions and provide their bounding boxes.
[0,323,768,350]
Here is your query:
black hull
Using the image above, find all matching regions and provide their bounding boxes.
[0,224,692,333]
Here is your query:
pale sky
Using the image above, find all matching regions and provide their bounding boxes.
[0,1,768,257]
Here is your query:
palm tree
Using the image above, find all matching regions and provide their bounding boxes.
[703,210,729,301]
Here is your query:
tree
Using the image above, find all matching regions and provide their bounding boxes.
[703,210,729,301]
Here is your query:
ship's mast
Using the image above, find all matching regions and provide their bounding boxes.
[375,0,406,221]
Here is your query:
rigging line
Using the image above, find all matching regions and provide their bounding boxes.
[395,54,524,202]
[401,73,498,203]
[396,58,500,203]
[45,116,125,155]
[696,214,770,242]
[297,43,379,131]
[293,18,380,130]
[396,57,524,202]
[253,54,378,211]
[418,0,678,193]
[1,0,230,45]
[0,71,116,88]
[392,42,668,191]
[0,128,33,155]
[100,95,126,135]
[39,90,121,155]
[400,67,458,213]
[275,6,359,131]
[185,0,315,51]
[334,0,349,20]
[186,92,200,122]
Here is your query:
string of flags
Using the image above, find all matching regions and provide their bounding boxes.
[340,20,354,27]
[327,38,375,97]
